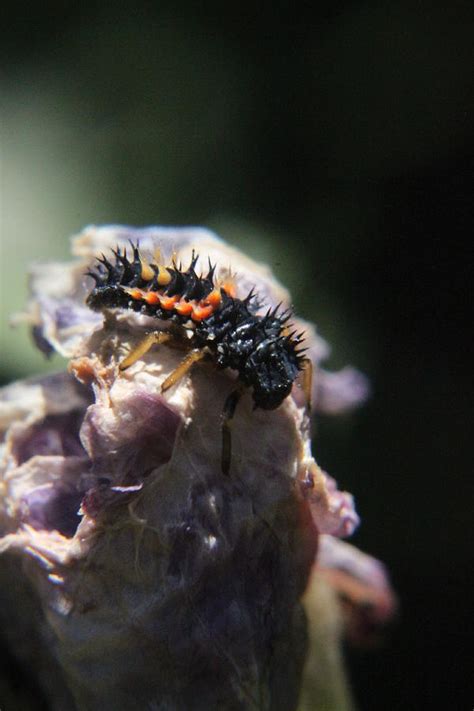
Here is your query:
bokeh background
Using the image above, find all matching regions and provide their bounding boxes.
[1,2,472,709]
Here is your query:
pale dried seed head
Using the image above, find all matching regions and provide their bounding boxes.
[0,225,391,711]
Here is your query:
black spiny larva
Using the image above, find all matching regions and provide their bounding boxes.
[86,243,309,472]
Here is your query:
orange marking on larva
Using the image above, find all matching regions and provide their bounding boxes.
[191,304,214,321]
[140,261,155,281]
[174,300,194,316]
[159,295,179,310]
[157,266,172,286]
[222,282,237,298]
[205,289,221,307]
[128,288,144,300]
[143,291,160,305]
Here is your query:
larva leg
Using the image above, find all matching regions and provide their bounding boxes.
[221,384,246,476]
[160,348,208,393]
[300,357,313,417]
[119,331,172,371]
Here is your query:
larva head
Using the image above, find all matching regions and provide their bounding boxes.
[246,334,304,410]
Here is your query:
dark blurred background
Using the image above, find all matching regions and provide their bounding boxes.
[1,1,472,709]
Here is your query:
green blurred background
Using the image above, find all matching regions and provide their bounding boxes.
[1,2,472,709]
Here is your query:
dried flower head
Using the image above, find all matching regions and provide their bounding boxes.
[0,225,393,711]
